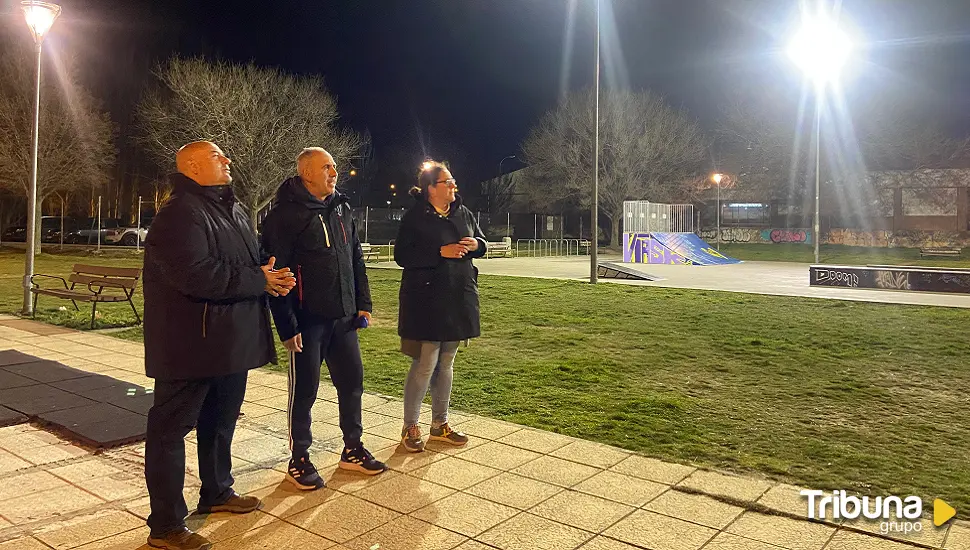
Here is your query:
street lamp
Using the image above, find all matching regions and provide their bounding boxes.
[712,173,723,250]
[590,0,601,283]
[493,155,516,215]
[499,155,516,177]
[787,10,853,264]
[20,1,61,316]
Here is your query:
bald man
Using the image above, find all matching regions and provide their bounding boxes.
[142,141,295,550]
[261,147,386,490]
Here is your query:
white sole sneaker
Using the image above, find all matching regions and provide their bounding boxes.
[285,473,325,491]
[428,434,469,446]
[338,460,386,475]
[401,437,426,453]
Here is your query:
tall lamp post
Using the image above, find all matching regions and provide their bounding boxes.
[712,173,723,250]
[498,155,516,179]
[590,0,600,283]
[787,11,852,264]
[20,1,61,316]
[494,155,515,214]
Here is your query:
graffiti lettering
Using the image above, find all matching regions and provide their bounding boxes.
[940,275,970,288]
[721,228,753,243]
[700,228,754,243]
[815,269,860,287]
[875,271,910,290]
[769,229,809,244]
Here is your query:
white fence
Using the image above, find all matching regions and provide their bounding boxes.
[515,239,590,257]
[623,201,695,233]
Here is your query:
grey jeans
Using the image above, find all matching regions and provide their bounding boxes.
[403,341,459,426]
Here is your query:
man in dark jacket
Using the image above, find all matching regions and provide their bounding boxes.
[143,141,295,550]
[261,147,386,491]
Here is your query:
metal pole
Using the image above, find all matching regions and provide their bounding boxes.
[590,0,600,283]
[364,206,369,243]
[59,195,64,251]
[136,196,142,252]
[22,41,42,315]
[97,195,101,252]
[506,212,510,239]
[716,180,720,250]
[814,96,821,264]
[498,155,515,215]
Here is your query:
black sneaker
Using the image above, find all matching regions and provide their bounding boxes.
[286,455,326,491]
[339,445,387,475]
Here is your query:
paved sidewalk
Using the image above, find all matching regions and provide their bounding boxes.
[0,319,965,550]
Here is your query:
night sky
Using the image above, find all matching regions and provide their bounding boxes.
[15,0,970,185]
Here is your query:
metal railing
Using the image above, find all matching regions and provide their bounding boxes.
[515,239,590,257]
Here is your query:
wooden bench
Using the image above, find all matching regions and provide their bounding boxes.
[484,242,513,258]
[919,247,962,259]
[360,243,380,262]
[30,264,142,328]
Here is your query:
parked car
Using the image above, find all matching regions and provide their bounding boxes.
[62,218,122,245]
[2,216,79,243]
[105,225,149,246]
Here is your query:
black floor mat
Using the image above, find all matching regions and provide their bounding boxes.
[0,350,149,448]
[0,405,28,427]
[0,349,45,367]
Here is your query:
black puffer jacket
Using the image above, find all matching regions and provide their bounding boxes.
[395,195,487,342]
[260,177,372,341]
[143,173,276,381]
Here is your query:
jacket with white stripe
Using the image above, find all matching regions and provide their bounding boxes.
[260,176,372,341]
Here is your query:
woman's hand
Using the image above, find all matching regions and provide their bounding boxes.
[440,243,468,258]
[459,237,479,252]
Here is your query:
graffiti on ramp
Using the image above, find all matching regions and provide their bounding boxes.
[623,232,742,266]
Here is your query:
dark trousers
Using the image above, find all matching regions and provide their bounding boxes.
[145,372,248,536]
[289,313,364,458]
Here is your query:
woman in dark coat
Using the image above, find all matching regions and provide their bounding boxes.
[394,161,487,452]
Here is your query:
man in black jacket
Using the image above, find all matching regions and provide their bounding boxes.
[261,147,386,491]
[143,141,295,550]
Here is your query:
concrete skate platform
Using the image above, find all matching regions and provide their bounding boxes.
[386,256,970,308]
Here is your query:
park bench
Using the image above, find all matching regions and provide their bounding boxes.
[484,241,513,258]
[579,240,592,254]
[30,264,142,329]
[919,247,962,259]
[360,243,380,262]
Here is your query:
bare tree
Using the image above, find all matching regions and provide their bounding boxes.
[0,31,115,252]
[521,89,706,246]
[855,97,970,171]
[136,57,368,230]
[714,84,812,202]
[481,173,517,214]
[716,84,970,206]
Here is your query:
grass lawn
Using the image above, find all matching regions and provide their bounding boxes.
[1,248,969,511]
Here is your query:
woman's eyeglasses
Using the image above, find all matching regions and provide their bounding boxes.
[435,178,457,187]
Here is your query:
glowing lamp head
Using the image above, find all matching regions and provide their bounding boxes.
[786,14,853,86]
[21,1,61,43]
